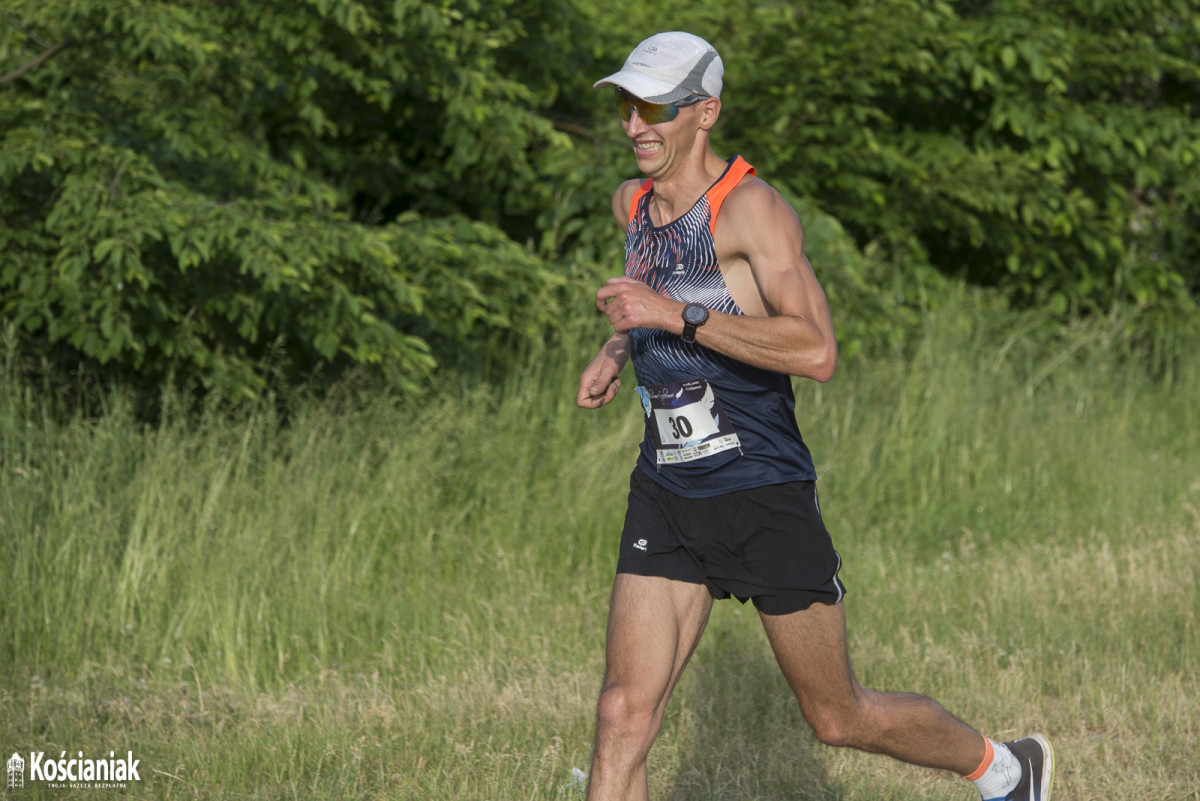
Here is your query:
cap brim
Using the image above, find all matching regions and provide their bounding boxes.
[592,70,687,103]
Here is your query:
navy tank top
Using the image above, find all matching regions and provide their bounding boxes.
[623,156,816,498]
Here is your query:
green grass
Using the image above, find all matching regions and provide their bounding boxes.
[2,293,1199,800]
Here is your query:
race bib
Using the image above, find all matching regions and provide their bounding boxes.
[635,378,742,465]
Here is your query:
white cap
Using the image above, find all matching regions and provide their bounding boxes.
[593,32,723,103]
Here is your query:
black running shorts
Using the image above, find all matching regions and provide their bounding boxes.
[617,468,846,615]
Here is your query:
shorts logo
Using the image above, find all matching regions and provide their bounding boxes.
[634,538,648,552]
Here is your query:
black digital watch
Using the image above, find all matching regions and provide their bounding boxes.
[680,303,709,344]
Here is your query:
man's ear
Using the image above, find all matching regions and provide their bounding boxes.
[697,97,722,131]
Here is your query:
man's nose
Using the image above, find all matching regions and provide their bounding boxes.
[625,107,650,134]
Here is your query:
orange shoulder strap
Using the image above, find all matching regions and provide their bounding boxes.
[706,156,756,236]
[627,178,654,226]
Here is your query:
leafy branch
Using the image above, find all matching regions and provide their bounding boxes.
[0,38,71,85]
[1,15,72,85]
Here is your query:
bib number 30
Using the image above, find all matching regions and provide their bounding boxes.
[636,378,741,464]
[666,414,694,440]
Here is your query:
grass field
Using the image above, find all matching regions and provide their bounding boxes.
[2,292,1198,799]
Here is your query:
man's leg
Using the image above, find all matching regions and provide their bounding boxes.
[587,573,714,801]
[758,601,985,774]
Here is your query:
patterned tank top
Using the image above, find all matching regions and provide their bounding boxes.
[623,155,816,498]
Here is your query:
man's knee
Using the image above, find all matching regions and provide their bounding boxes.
[800,696,875,750]
[595,683,660,746]
[804,708,856,748]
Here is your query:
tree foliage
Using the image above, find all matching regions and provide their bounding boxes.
[0,0,572,400]
[2,0,1197,403]
[698,0,1200,316]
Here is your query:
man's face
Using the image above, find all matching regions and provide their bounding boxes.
[616,90,711,175]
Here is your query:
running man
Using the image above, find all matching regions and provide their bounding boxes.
[576,31,1053,801]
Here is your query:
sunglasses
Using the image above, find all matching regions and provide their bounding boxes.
[615,88,707,125]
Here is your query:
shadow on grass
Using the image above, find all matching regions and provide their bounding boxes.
[664,603,838,801]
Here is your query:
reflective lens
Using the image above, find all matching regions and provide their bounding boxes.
[615,88,704,124]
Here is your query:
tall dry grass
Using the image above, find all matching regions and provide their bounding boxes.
[2,293,1197,799]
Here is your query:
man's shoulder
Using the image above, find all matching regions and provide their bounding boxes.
[713,171,805,260]
[611,178,649,225]
[721,174,794,223]
[725,172,778,204]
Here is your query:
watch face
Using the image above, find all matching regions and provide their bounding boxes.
[683,304,708,325]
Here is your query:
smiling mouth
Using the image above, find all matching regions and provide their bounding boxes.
[635,142,662,153]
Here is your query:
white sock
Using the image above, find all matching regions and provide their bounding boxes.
[968,739,1021,800]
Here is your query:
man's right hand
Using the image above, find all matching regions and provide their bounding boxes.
[577,334,630,409]
[577,362,622,409]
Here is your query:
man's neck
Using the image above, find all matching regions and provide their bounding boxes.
[647,150,727,226]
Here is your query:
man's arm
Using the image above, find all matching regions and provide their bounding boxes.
[575,181,643,410]
[595,178,837,382]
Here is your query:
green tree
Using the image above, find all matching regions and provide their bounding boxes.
[711,0,1200,317]
[0,0,574,401]
[581,1,1199,321]
[3,0,1198,405]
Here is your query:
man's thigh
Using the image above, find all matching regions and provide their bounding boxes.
[601,573,714,705]
[757,600,858,709]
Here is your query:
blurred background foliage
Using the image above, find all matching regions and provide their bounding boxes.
[1,0,1197,406]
